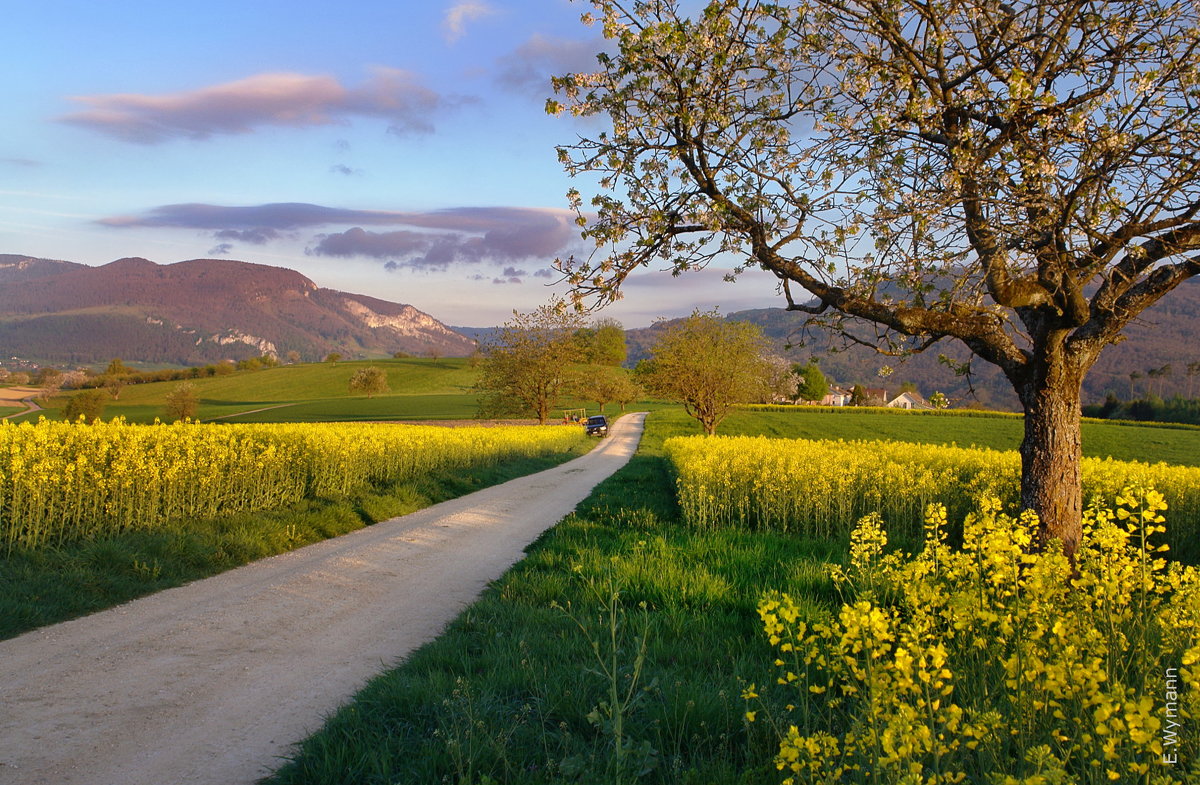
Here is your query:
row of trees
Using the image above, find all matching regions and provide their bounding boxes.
[475,306,794,435]
[475,308,639,423]
[1126,362,1200,399]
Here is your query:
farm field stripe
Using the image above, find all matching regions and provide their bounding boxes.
[0,413,645,785]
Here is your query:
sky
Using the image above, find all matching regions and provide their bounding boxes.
[0,0,783,328]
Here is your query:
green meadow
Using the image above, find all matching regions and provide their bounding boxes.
[9,357,1199,467]
[13,358,482,424]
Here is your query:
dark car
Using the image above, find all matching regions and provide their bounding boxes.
[584,415,608,437]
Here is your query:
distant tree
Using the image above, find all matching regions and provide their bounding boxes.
[793,361,829,404]
[236,357,263,371]
[59,370,89,390]
[425,347,443,361]
[850,385,869,407]
[575,318,628,366]
[575,365,638,413]
[35,368,63,402]
[1098,392,1122,419]
[104,375,127,400]
[105,358,131,377]
[349,367,390,398]
[1188,362,1200,399]
[33,367,62,387]
[476,304,585,424]
[1159,364,1174,397]
[392,350,413,359]
[214,361,236,376]
[63,389,107,423]
[324,353,342,363]
[286,350,302,364]
[164,382,199,422]
[637,310,772,435]
[8,372,30,385]
[1129,371,1143,400]
[611,372,642,412]
[759,356,794,403]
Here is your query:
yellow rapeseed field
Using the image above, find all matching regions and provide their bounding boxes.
[0,418,584,550]
[663,435,1200,552]
[750,493,1200,784]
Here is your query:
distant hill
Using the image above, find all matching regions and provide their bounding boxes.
[0,255,476,365]
[625,280,1200,409]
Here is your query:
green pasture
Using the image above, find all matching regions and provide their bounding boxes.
[13,358,482,424]
[715,406,1200,467]
[216,393,482,423]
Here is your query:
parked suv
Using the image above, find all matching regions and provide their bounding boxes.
[584,414,609,437]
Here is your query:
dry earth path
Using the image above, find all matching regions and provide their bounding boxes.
[0,386,42,420]
[0,412,647,785]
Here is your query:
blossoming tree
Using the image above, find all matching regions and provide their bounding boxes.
[550,0,1200,560]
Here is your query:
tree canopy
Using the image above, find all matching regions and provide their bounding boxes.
[574,364,640,413]
[349,367,390,398]
[638,310,774,434]
[164,382,199,422]
[793,361,829,403]
[476,305,585,424]
[574,318,628,366]
[551,0,1200,559]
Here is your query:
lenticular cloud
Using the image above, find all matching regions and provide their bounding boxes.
[60,69,448,143]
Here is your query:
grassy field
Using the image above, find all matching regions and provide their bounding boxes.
[722,407,1200,466]
[265,407,1200,784]
[11,358,483,424]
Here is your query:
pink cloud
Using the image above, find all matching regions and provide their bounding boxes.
[60,69,454,143]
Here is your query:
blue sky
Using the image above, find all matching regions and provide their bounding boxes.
[0,0,781,327]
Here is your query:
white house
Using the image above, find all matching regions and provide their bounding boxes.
[821,387,852,406]
[886,391,931,410]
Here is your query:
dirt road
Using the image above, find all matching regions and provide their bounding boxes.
[0,413,647,785]
[0,386,41,419]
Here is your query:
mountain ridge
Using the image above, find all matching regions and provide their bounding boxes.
[0,255,476,365]
[624,280,1200,409]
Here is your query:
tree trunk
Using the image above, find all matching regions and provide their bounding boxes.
[1015,360,1085,561]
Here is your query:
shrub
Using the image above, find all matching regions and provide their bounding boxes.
[62,389,108,423]
[348,366,390,398]
[164,382,199,422]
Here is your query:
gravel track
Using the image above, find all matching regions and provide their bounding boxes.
[0,412,646,785]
